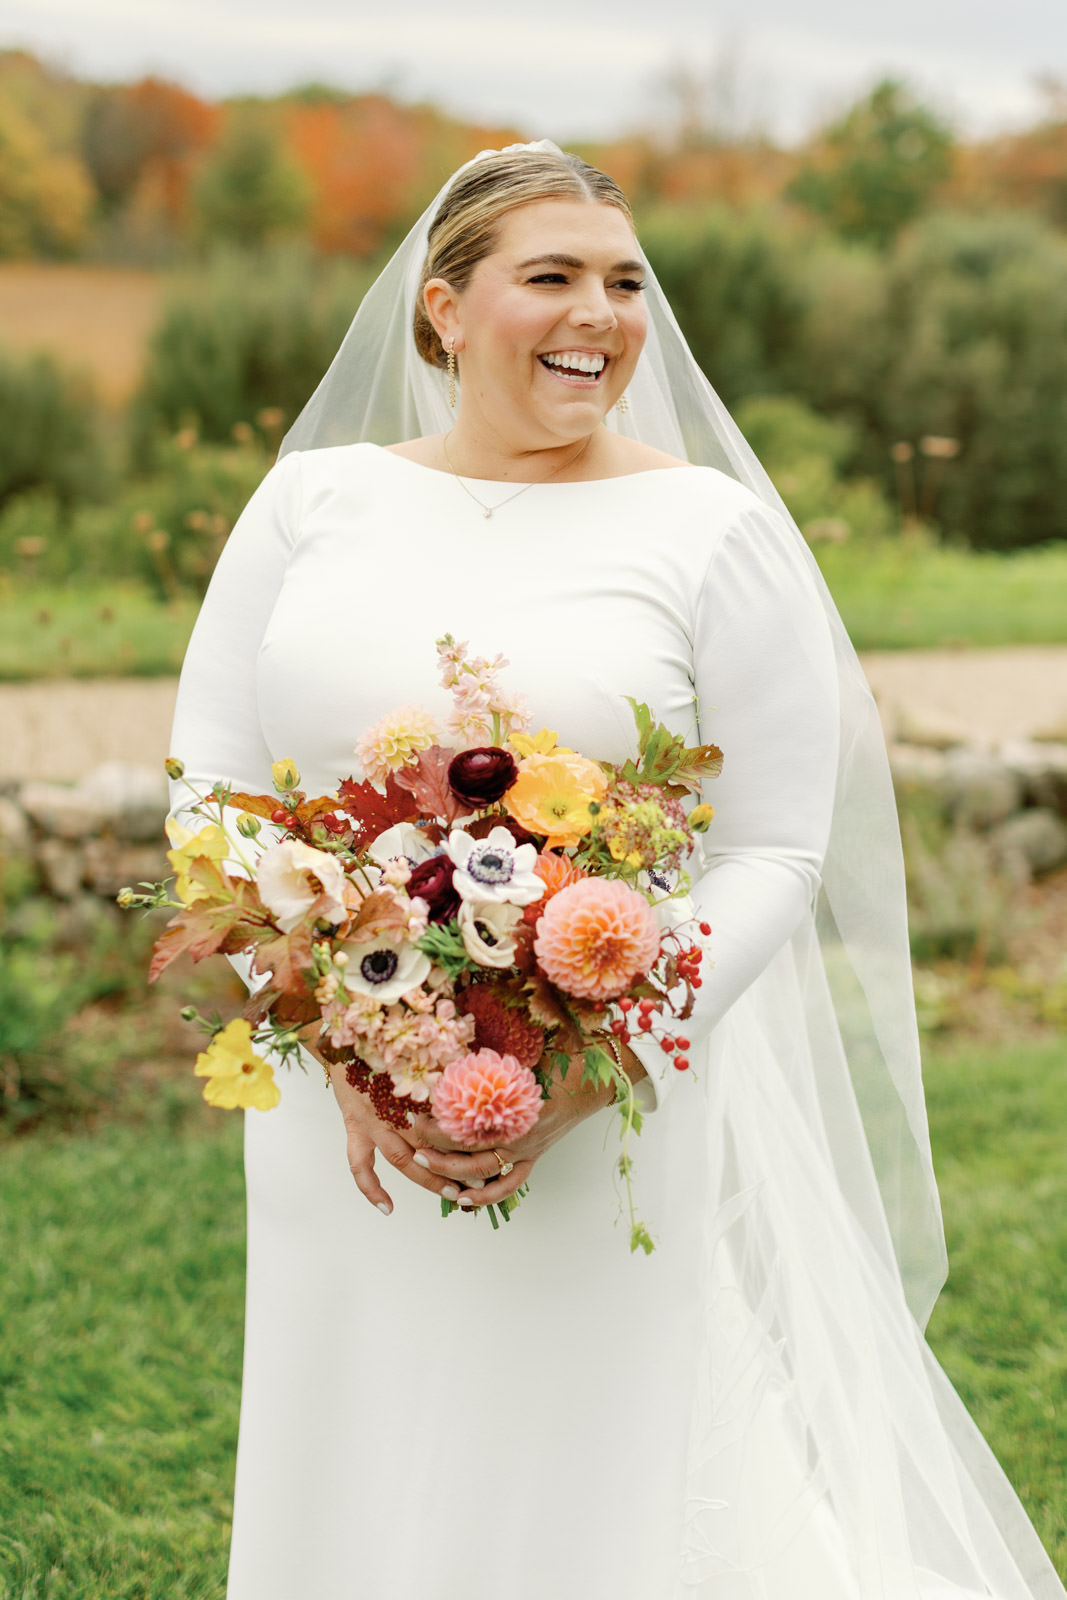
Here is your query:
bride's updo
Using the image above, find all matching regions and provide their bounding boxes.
[413,149,633,370]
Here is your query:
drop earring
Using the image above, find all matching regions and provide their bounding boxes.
[615,391,630,414]
[446,338,456,409]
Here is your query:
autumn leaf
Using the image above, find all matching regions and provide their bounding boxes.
[148,880,271,982]
[393,745,468,825]
[250,924,317,994]
[336,772,421,848]
[346,889,411,943]
[243,986,320,1030]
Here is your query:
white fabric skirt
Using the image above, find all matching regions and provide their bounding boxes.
[226,937,1063,1600]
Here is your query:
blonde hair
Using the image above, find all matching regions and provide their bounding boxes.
[413,149,634,370]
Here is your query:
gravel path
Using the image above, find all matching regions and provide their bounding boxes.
[3,647,1067,783]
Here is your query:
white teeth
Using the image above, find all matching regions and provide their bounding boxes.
[541,351,606,375]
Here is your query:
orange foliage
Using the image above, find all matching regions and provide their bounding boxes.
[286,97,525,256]
[947,124,1067,225]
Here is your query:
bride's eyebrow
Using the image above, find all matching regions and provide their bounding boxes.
[515,252,645,274]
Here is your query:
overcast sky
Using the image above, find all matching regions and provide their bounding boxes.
[5,0,1066,143]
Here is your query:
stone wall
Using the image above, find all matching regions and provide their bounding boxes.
[0,762,169,903]
[887,712,1067,880]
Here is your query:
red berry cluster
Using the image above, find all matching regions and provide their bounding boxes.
[345,1058,413,1129]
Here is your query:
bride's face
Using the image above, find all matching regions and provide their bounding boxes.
[444,199,648,444]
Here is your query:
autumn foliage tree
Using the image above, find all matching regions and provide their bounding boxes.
[82,77,219,226]
[192,110,311,249]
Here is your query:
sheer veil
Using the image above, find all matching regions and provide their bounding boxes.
[279,139,946,1329]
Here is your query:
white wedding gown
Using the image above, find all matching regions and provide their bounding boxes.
[170,443,1064,1600]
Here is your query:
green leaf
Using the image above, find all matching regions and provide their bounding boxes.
[414,922,477,979]
[630,1223,655,1255]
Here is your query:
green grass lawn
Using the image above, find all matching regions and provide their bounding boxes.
[0,1039,1064,1595]
[816,536,1067,650]
[0,585,198,681]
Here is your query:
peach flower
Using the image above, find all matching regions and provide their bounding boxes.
[432,1048,543,1145]
[533,879,661,1001]
[503,752,607,849]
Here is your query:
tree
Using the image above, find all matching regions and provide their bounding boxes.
[789,79,954,247]
[82,77,218,221]
[0,98,93,256]
[192,111,310,249]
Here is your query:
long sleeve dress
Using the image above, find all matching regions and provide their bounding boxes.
[169,442,1064,1600]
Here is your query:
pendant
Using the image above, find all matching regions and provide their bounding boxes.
[483,508,493,519]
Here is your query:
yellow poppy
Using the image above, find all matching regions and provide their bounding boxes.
[504,754,607,849]
[194,1018,281,1111]
[165,818,230,905]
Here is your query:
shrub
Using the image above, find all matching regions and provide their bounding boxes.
[0,432,271,597]
[130,247,373,463]
[789,211,1067,549]
[733,393,898,544]
[638,205,805,405]
[0,347,110,511]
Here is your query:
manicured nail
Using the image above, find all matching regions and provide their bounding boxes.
[442,1184,460,1201]
[377,1201,392,1215]
[466,1178,485,1189]
[413,1153,430,1169]
[458,1194,475,1208]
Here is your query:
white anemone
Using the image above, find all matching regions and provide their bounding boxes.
[367,823,437,871]
[447,825,544,906]
[458,900,524,968]
[342,935,432,1005]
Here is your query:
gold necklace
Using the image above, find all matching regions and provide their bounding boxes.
[441,432,591,519]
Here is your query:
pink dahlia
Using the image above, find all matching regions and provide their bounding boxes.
[533,878,661,1001]
[432,1049,543,1145]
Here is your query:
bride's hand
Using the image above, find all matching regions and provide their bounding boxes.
[408,1046,645,1211]
[318,1050,467,1217]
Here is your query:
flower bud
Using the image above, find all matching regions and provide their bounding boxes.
[164,756,185,780]
[236,812,262,838]
[689,803,715,832]
[116,887,135,908]
[271,758,301,792]
[180,1006,199,1022]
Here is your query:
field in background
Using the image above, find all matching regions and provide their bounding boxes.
[0,264,162,407]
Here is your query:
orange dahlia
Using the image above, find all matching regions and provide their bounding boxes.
[522,851,588,927]
[533,879,661,1002]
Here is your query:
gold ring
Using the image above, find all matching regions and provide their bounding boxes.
[494,1150,514,1178]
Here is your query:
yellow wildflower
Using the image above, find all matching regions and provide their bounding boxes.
[508,727,573,759]
[194,1019,281,1111]
[165,818,229,905]
[689,803,715,832]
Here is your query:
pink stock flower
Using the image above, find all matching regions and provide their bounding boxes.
[533,878,661,1001]
[432,1049,543,1145]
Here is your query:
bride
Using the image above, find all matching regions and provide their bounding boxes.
[169,142,1065,1599]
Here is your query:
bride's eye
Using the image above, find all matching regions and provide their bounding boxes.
[614,279,646,293]
[528,272,568,284]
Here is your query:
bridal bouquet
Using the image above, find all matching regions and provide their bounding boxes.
[125,636,722,1251]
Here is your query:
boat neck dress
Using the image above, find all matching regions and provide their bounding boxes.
[169,442,1064,1600]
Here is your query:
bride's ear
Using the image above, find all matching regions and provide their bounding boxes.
[423,279,465,353]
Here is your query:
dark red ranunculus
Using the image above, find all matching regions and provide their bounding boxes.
[448,747,518,810]
[405,853,461,924]
[467,811,539,848]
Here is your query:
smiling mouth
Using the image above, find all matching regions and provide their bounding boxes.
[538,352,608,385]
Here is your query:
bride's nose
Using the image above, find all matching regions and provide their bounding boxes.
[567,280,617,331]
